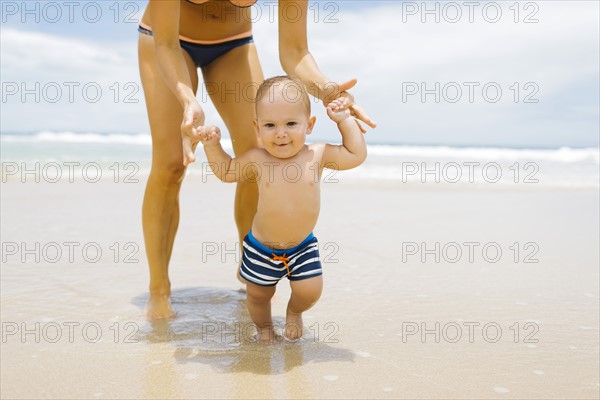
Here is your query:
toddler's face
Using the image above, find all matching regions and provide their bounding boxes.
[255,89,315,159]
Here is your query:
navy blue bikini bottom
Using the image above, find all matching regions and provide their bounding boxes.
[138,25,254,68]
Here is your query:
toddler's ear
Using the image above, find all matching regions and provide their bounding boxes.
[253,119,259,133]
[306,115,317,135]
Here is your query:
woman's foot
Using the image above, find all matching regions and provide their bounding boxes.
[146,293,174,320]
[284,310,303,341]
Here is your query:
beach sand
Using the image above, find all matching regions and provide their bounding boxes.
[1,175,598,399]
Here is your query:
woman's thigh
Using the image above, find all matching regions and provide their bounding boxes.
[138,33,199,173]
[201,43,264,156]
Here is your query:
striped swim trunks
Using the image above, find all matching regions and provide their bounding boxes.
[240,230,323,286]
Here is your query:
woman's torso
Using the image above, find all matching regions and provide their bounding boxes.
[141,0,255,42]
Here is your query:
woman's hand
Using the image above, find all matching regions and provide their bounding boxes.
[181,101,206,166]
[322,79,377,134]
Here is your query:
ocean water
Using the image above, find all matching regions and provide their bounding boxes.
[1,131,598,188]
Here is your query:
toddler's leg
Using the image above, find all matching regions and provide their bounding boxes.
[246,282,276,342]
[285,276,323,340]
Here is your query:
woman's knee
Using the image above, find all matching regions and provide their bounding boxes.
[150,158,186,185]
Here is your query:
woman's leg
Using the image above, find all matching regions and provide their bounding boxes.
[139,33,199,319]
[201,43,264,279]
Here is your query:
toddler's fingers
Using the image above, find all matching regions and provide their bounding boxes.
[197,129,205,141]
[331,98,349,112]
[338,97,351,109]
[203,131,210,141]
[207,125,218,134]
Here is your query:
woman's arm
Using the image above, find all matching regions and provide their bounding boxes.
[148,1,197,109]
[278,0,376,130]
[148,1,205,165]
[278,0,338,102]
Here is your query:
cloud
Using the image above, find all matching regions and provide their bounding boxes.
[1,26,143,133]
[1,1,598,147]
[1,28,133,79]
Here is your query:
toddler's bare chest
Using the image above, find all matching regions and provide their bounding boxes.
[257,162,322,189]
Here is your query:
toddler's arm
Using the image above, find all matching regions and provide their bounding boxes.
[322,98,367,170]
[200,126,258,183]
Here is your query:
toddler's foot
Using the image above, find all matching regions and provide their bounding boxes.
[284,311,303,341]
[146,294,174,320]
[255,327,276,343]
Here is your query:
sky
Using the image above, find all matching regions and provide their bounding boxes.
[1,0,599,148]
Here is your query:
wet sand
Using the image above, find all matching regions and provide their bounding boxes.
[1,176,598,399]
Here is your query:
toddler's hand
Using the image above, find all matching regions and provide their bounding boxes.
[199,125,221,147]
[326,98,352,124]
